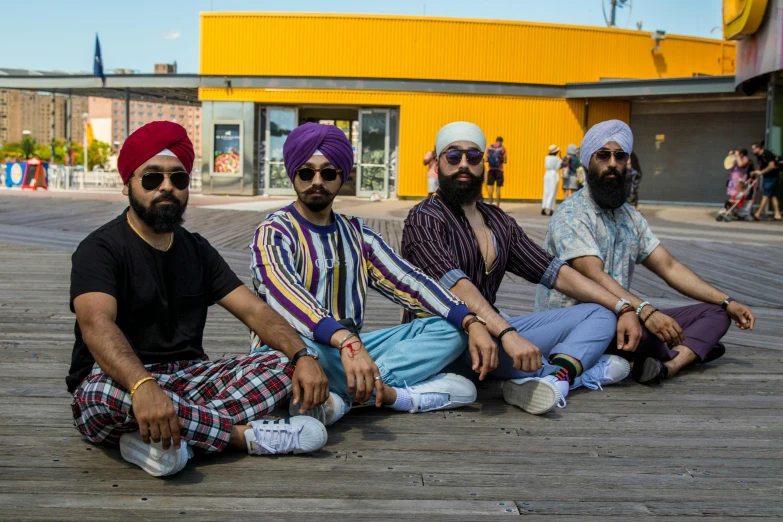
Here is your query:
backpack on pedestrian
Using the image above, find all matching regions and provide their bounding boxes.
[487,146,503,169]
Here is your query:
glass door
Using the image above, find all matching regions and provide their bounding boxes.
[357,109,390,198]
[264,107,298,195]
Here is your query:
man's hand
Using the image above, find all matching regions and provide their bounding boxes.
[291,357,330,414]
[500,331,543,373]
[466,323,498,381]
[644,310,685,346]
[616,313,642,351]
[131,379,183,450]
[727,301,755,331]
[341,343,383,407]
[751,170,761,177]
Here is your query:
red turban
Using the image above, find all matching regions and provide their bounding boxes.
[118,121,195,184]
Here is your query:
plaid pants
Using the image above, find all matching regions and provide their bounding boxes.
[71,351,294,453]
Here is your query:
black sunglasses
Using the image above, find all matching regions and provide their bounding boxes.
[442,148,484,166]
[140,171,190,191]
[594,150,629,162]
[296,167,341,182]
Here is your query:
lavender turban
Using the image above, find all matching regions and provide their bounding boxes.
[283,122,354,184]
[580,120,633,167]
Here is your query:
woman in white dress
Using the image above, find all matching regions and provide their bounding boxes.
[542,144,561,216]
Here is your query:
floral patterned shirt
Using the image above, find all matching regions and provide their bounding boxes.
[535,186,660,311]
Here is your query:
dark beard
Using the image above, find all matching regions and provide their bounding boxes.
[586,165,626,210]
[437,166,485,206]
[128,184,187,233]
[296,185,336,213]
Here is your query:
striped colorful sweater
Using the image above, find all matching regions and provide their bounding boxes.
[250,204,470,348]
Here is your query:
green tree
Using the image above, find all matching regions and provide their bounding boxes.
[20,135,37,159]
[88,140,112,170]
[0,141,23,161]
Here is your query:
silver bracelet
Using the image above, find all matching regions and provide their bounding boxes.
[338,331,358,348]
[636,301,651,318]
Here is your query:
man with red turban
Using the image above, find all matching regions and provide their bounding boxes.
[250,123,496,426]
[69,121,329,477]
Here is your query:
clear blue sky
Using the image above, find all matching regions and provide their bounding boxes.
[5,0,723,74]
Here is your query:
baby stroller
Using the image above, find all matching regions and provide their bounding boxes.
[716,177,758,222]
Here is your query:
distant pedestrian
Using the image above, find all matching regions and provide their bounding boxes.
[560,144,580,199]
[624,155,642,210]
[542,144,561,216]
[726,149,750,200]
[750,141,782,221]
[485,137,506,207]
[424,147,438,196]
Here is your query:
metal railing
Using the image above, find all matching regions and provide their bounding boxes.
[1,165,202,193]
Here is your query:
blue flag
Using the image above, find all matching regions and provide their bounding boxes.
[93,34,105,85]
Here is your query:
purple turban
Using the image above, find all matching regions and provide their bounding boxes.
[283,123,354,184]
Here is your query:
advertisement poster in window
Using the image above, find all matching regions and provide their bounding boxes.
[213,122,242,177]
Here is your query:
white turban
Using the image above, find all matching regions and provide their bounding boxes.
[580,120,633,166]
[435,122,487,156]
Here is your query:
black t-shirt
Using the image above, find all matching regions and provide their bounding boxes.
[66,209,243,392]
[756,150,779,179]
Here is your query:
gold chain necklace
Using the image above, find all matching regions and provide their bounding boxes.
[126,213,173,251]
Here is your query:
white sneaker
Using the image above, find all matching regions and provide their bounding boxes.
[119,431,193,477]
[572,355,631,391]
[289,391,349,427]
[245,417,327,455]
[406,373,477,413]
[502,375,567,415]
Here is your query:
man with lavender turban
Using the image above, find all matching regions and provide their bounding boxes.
[250,122,496,426]
[538,119,755,386]
[579,119,634,168]
[283,122,354,185]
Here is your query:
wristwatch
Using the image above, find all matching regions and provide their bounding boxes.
[291,346,320,366]
[462,314,487,333]
[721,297,735,310]
[613,298,632,315]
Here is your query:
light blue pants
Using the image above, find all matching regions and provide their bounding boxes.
[445,303,616,381]
[257,316,467,402]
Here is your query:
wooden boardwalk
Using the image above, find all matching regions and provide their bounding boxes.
[0,194,781,520]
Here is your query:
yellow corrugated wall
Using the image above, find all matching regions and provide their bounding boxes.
[201,87,633,199]
[201,13,735,83]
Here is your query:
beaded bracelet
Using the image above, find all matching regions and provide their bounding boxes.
[641,308,659,326]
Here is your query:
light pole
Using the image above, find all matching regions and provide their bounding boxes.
[81,113,89,189]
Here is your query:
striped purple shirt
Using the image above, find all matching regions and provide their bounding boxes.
[401,191,564,321]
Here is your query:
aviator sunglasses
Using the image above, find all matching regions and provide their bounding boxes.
[296,167,341,182]
[140,171,191,191]
[594,150,629,162]
[441,148,484,166]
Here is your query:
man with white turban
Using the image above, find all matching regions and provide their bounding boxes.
[250,123,496,427]
[402,121,641,417]
[537,120,756,384]
[69,121,329,478]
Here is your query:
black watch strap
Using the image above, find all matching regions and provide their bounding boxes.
[722,297,735,310]
[291,348,310,365]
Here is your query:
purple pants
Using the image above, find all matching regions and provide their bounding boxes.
[614,303,731,362]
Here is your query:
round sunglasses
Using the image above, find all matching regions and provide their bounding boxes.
[594,150,629,163]
[140,171,190,191]
[296,167,341,182]
[441,148,484,166]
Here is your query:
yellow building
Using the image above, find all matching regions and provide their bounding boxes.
[199,13,756,203]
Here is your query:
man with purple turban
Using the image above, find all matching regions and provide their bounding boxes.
[250,122,496,425]
[69,121,328,478]
[537,119,756,384]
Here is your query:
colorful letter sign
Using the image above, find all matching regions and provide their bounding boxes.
[724,0,769,40]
